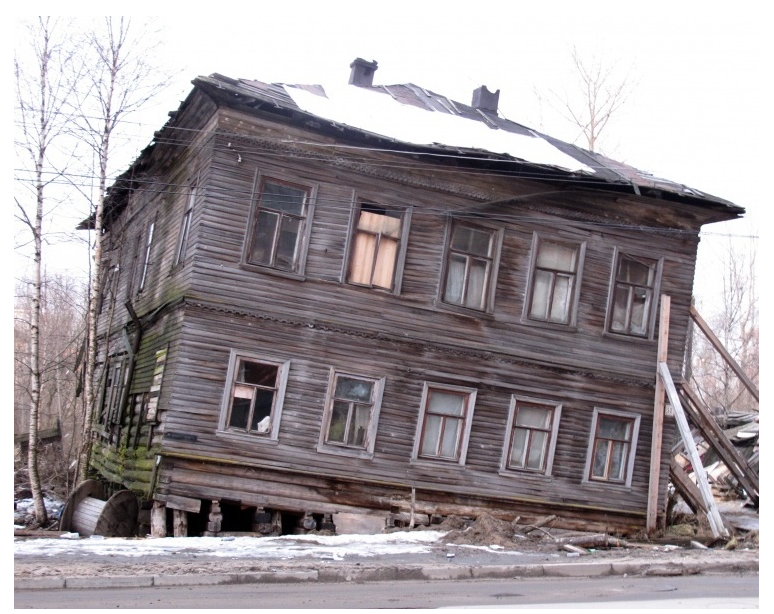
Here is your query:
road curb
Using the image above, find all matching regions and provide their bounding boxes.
[14,558,758,590]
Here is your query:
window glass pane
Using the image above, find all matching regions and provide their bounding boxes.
[468,228,492,257]
[549,274,571,323]
[439,418,461,458]
[262,182,305,215]
[275,216,301,270]
[629,287,650,334]
[516,406,551,429]
[250,389,274,432]
[358,209,401,237]
[427,391,465,416]
[527,430,548,469]
[335,377,374,403]
[451,226,474,252]
[348,405,371,447]
[609,441,626,480]
[537,242,576,272]
[530,270,552,319]
[349,233,377,285]
[249,210,277,265]
[592,440,609,478]
[327,400,349,443]
[444,255,466,304]
[372,237,398,289]
[509,428,528,467]
[421,415,442,456]
[465,259,488,309]
[229,397,251,429]
[618,257,653,285]
[611,285,630,332]
[239,362,277,386]
[599,416,631,440]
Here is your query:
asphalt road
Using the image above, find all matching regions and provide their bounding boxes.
[14,574,759,609]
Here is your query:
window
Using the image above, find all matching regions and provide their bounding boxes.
[318,371,385,457]
[526,235,585,325]
[245,178,311,273]
[607,252,660,337]
[442,222,501,312]
[584,409,640,486]
[347,202,406,291]
[174,185,196,266]
[413,383,477,464]
[501,398,561,475]
[138,221,155,292]
[219,352,290,440]
[98,358,126,427]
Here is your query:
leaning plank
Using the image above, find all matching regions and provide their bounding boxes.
[647,294,670,534]
[658,362,727,538]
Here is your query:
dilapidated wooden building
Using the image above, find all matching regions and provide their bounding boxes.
[84,59,743,537]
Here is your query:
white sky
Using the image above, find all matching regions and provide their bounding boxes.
[12,2,768,319]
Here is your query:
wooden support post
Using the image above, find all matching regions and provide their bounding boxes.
[172,509,188,537]
[647,295,670,535]
[204,500,222,536]
[151,501,167,538]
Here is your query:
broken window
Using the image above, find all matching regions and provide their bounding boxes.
[174,184,196,266]
[347,203,404,290]
[608,252,660,337]
[585,409,640,485]
[413,383,477,464]
[220,352,289,439]
[319,371,385,456]
[442,222,501,311]
[98,358,127,428]
[527,236,584,325]
[246,178,310,273]
[502,399,561,475]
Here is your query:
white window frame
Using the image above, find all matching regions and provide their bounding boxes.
[138,219,155,292]
[605,248,663,339]
[217,350,290,442]
[317,369,386,459]
[243,173,317,277]
[523,233,586,327]
[411,382,477,465]
[439,219,503,314]
[500,397,562,476]
[343,198,411,294]
[174,182,197,267]
[583,407,640,488]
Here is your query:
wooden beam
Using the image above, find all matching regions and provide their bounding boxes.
[689,305,759,402]
[658,361,727,538]
[669,458,706,515]
[647,295,670,535]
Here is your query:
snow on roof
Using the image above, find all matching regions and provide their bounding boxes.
[285,84,594,175]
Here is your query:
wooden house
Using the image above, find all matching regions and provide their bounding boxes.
[85,58,743,537]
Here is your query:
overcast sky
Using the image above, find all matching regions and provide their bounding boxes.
[13,3,768,315]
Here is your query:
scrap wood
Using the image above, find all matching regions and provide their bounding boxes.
[554,534,631,549]
[562,544,587,555]
[519,515,557,536]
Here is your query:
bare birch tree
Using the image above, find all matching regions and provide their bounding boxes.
[14,17,80,526]
[549,47,633,153]
[74,17,168,483]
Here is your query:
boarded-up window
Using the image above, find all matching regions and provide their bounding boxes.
[414,384,477,464]
[528,238,583,325]
[503,400,561,475]
[585,409,640,486]
[608,253,658,337]
[247,179,309,272]
[348,204,402,290]
[443,223,498,311]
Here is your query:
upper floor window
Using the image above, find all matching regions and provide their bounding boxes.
[442,221,502,312]
[98,357,126,428]
[219,351,289,441]
[412,383,477,464]
[526,235,585,325]
[584,408,640,486]
[138,220,155,292]
[174,184,196,266]
[607,252,660,338]
[501,398,561,476]
[318,370,385,457]
[347,202,407,291]
[245,178,312,273]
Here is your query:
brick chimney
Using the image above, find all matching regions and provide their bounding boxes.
[349,58,378,87]
[472,86,500,113]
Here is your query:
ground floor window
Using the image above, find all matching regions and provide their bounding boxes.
[502,398,561,475]
[413,383,477,464]
[584,408,640,486]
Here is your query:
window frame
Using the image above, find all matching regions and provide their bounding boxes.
[500,397,562,477]
[605,248,663,340]
[411,382,477,465]
[343,198,411,294]
[523,233,586,327]
[242,173,317,278]
[217,350,290,442]
[439,218,503,314]
[317,369,386,459]
[138,219,155,292]
[97,357,127,428]
[583,407,640,488]
[174,181,197,267]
